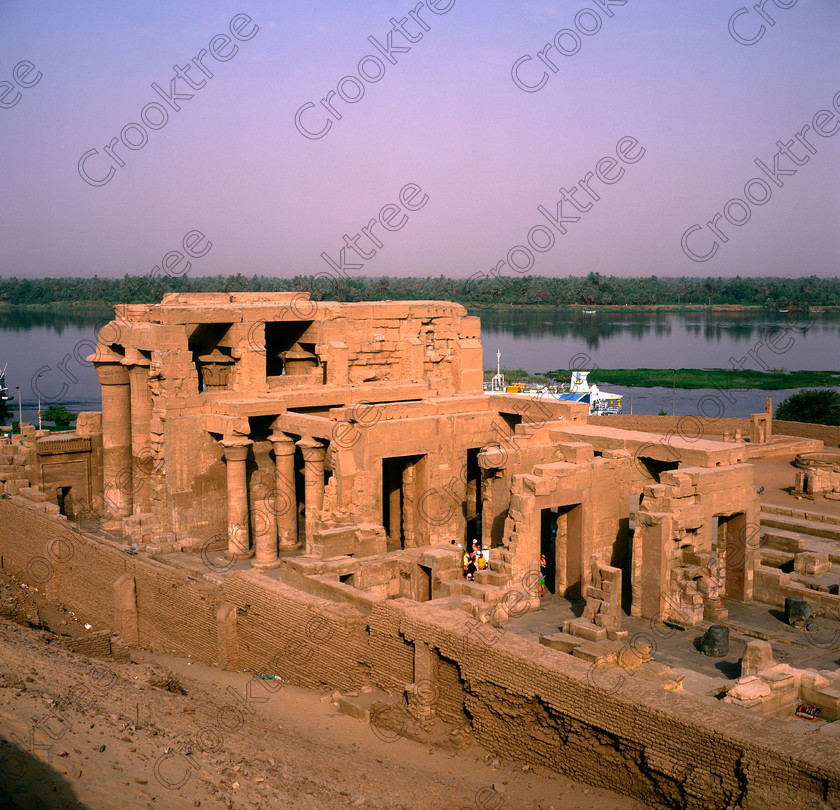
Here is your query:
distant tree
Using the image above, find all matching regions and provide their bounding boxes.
[42,404,77,427]
[775,389,840,426]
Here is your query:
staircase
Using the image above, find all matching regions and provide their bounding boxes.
[760,507,840,564]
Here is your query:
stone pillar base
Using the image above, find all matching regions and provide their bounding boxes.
[252,558,283,569]
[223,549,255,561]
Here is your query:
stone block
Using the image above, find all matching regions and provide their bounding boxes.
[700,625,729,657]
[741,640,774,676]
[571,641,616,665]
[563,618,607,642]
[794,552,830,576]
[726,676,772,703]
[17,487,46,502]
[617,643,652,670]
[539,632,583,654]
[785,597,813,629]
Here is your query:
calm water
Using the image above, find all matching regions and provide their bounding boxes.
[1,307,838,423]
[478,308,840,418]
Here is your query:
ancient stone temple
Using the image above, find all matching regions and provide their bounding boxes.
[4,292,840,808]
[54,291,757,622]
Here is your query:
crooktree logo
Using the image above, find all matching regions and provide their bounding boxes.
[294,0,456,140]
[681,89,840,263]
[511,0,629,93]
[466,137,645,295]
[78,15,258,186]
[728,0,798,46]
[0,59,42,109]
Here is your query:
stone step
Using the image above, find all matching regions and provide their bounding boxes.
[18,487,47,502]
[761,524,840,564]
[446,580,506,604]
[760,512,840,543]
[762,504,840,527]
[4,479,30,494]
[473,569,508,587]
[759,547,795,568]
[9,495,60,514]
[760,527,805,554]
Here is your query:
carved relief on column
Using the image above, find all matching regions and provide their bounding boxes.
[297,437,326,553]
[222,438,253,559]
[270,432,299,551]
[127,356,153,514]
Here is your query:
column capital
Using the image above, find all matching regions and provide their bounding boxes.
[93,361,131,386]
[269,431,297,455]
[297,437,326,462]
[221,437,252,463]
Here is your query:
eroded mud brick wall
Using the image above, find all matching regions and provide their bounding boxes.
[4,499,840,809]
[223,570,370,691]
[0,502,223,663]
[381,600,840,810]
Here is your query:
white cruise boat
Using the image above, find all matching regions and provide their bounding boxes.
[485,353,622,415]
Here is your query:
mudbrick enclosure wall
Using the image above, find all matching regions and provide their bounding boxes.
[3,498,840,809]
[3,293,840,809]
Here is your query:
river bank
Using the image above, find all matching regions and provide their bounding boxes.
[485,368,840,391]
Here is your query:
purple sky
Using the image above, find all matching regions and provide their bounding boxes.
[1,0,838,281]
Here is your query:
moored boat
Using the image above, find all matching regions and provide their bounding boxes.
[0,365,13,412]
[484,353,622,415]
[557,370,622,415]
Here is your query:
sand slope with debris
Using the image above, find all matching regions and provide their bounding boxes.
[0,572,646,809]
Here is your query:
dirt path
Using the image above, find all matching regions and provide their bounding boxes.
[0,574,647,810]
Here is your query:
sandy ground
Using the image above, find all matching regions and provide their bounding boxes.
[0,572,647,810]
[751,453,840,518]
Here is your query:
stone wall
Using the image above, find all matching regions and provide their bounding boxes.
[774,420,840,448]
[3,498,840,809]
[385,600,840,810]
[589,414,750,438]
[0,501,223,663]
[592,414,840,448]
[223,570,370,691]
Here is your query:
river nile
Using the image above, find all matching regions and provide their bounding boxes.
[1,307,839,423]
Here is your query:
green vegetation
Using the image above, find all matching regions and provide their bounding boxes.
[776,389,840,426]
[584,368,840,390]
[42,404,77,427]
[1,273,840,310]
[485,368,840,390]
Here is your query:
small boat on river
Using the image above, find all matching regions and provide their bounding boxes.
[0,365,13,412]
[485,352,622,415]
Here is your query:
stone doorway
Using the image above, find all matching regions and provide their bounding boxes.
[716,512,750,600]
[382,455,425,548]
[545,503,583,599]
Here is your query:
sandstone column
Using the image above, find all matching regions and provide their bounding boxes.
[94,360,133,524]
[270,431,299,551]
[297,437,326,553]
[222,438,253,559]
[127,357,153,514]
[252,473,278,569]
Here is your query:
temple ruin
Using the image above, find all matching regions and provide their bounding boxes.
[3,291,840,808]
